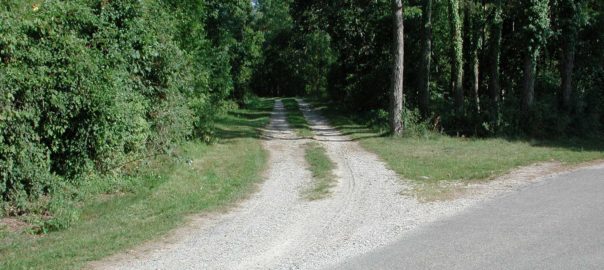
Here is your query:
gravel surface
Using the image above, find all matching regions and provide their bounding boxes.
[94,99,585,270]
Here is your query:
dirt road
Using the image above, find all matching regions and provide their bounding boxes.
[95,99,581,270]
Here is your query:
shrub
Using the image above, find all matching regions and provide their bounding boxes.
[0,0,223,222]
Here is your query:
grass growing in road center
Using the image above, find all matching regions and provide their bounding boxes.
[0,98,274,270]
[303,142,337,200]
[282,98,314,138]
[282,99,337,200]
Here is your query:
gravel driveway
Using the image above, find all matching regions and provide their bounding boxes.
[94,99,588,270]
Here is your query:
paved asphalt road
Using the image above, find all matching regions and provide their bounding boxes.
[333,166,604,270]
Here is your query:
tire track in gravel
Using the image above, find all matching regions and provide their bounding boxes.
[93,99,579,270]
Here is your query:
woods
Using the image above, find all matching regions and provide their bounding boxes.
[1,0,603,231]
[256,0,603,137]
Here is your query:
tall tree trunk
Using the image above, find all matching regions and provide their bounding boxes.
[390,0,405,136]
[521,0,550,115]
[560,38,576,110]
[449,0,464,113]
[522,49,538,113]
[488,0,503,103]
[472,43,481,113]
[470,1,484,113]
[559,0,579,111]
[419,0,432,117]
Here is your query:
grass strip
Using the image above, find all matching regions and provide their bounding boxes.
[0,98,274,270]
[303,142,337,200]
[282,98,314,138]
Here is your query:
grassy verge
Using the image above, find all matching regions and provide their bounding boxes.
[282,98,314,138]
[310,100,604,189]
[0,98,274,270]
[302,142,337,200]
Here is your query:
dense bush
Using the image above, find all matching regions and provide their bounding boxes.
[0,0,260,224]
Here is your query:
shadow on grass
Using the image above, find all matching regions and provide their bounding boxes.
[503,135,604,153]
[214,99,275,140]
[229,111,272,120]
[309,98,604,153]
[315,114,388,141]
[282,98,313,132]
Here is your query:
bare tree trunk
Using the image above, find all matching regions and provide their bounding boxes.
[390,0,404,136]
[522,50,538,113]
[449,0,464,113]
[559,0,579,111]
[419,0,432,117]
[521,0,550,115]
[472,46,481,113]
[560,40,575,110]
[488,0,503,103]
[470,1,484,113]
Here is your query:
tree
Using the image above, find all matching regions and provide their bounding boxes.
[419,0,433,117]
[390,0,404,136]
[256,0,293,35]
[204,0,264,103]
[449,0,464,113]
[466,0,485,113]
[487,0,503,104]
[520,0,551,114]
[556,0,583,110]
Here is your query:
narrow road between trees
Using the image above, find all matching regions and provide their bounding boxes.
[94,99,603,270]
[332,165,604,270]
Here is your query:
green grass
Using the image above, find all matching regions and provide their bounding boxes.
[303,142,337,200]
[311,101,604,183]
[282,98,314,138]
[0,98,275,270]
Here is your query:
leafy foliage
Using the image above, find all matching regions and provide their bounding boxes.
[0,0,261,228]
